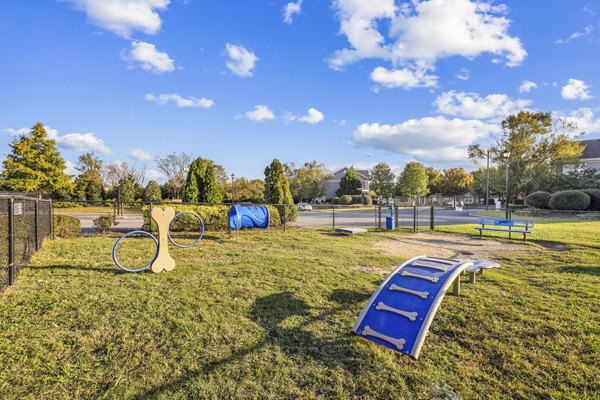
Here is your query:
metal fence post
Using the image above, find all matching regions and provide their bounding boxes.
[413,205,417,233]
[332,204,335,230]
[378,204,382,228]
[8,198,15,286]
[50,200,55,239]
[394,200,399,229]
[34,199,39,251]
[430,205,435,231]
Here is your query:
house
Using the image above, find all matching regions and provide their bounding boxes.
[324,167,370,199]
[559,139,600,173]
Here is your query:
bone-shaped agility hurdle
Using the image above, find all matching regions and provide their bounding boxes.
[112,207,204,273]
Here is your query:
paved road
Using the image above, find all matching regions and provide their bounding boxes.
[295,208,480,228]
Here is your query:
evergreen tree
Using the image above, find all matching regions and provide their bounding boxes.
[182,157,223,204]
[85,180,105,202]
[119,179,137,202]
[1,123,72,195]
[396,162,429,197]
[336,167,362,196]
[264,159,296,222]
[143,180,162,202]
[370,162,395,199]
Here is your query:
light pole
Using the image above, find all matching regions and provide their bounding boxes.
[485,148,490,211]
[503,150,510,219]
[231,173,235,205]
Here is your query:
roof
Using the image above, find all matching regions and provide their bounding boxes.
[580,139,600,159]
[335,167,370,180]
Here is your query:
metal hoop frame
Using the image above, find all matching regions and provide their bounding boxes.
[112,230,159,273]
[167,211,205,248]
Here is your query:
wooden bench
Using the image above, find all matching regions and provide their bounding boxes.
[475,217,534,241]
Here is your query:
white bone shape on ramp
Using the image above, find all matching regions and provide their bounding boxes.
[389,284,429,299]
[411,261,448,272]
[376,302,418,321]
[362,326,406,350]
[401,271,440,283]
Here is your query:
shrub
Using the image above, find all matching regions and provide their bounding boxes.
[339,195,353,205]
[549,190,590,211]
[581,189,600,211]
[53,215,80,237]
[363,195,373,206]
[524,191,551,209]
[52,202,80,208]
[93,215,118,233]
[331,197,339,205]
[275,204,298,224]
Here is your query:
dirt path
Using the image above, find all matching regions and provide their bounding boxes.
[374,232,539,260]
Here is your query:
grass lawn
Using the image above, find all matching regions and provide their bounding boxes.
[0,227,599,399]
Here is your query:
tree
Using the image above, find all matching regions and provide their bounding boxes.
[143,180,162,202]
[182,157,222,204]
[396,162,429,197]
[425,167,442,194]
[264,159,296,222]
[156,152,191,200]
[336,167,362,196]
[370,163,395,199]
[106,161,146,188]
[291,161,331,202]
[74,152,104,201]
[439,168,474,199]
[469,111,584,201]
[551,167,600,191]
[226,178,265,202]
[118,179,137,202]
[1,123,72,195]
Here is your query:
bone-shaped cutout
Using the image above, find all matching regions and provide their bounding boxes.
[389,284,429,300]
[401,271,440,283]
[376,301,418,321]
[411,261,448,272]
[362,325,406,350]
[150,207,176,273]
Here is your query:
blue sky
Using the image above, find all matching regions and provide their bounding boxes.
[1,0,600,181]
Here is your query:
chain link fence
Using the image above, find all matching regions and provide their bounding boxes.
[0,196,52,291]
[510,208,600,221]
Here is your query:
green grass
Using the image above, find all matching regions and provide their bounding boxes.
[439,220,600,248]
[1,227,599,399]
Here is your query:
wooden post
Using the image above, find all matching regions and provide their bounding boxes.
[469,272,476,284]
[452,276,461,296]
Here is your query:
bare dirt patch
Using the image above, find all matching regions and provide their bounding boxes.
[374,232,539,260]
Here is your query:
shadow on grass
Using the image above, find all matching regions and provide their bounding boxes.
[557,266,600,276]
[132,289,372,399]
[27,264,124,274]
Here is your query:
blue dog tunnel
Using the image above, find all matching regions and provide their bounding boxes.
[229,205,270,230]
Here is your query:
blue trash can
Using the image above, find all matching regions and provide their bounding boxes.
[385,217,394,230]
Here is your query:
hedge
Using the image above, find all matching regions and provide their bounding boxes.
[549,190,591,211]
[524,191,551,209]
[581,189,600,211]
[339,195,353,205]
[142,204,282,231]
[331,197,339,205]
[53,215,80,237]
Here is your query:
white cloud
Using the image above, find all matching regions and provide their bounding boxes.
[456,68,470,81]
[2,127,30,136]
[123,41,175,74]
[519,80,537,93]
[64,160,78,176]
[145,93,214,108]
[435,91,531,120]
[67,0,170,38]
[225,43,258,77]
[129,148,154,161]
[145,169,166,183]
[329,0,526,81]
[287,107,325,124]
[559,108,600,135]
[561,79,592,100]
[370,66,438,89]
[283,1,302,24]
[353,116,500,163]
[53,132,111,154]
[244,105,275,122]
[555,25,594,44]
